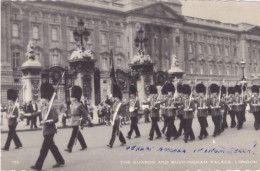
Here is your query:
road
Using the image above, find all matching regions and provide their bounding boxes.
[1,113,260,171]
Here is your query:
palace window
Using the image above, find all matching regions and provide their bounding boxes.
[216,46,220,56]
[234,66,238,76]
[12,23,19,38]
[51,27,58,41]
[200,64,204,74]
[218,65,222,75]
[197,44,202,54]
[116,35,121,47]
[209,65,213,75]
[226,66,230,76]
[32,25,39,40]
[154,38,157,48]
[102,57,109,71]
[224,47,229,56]
[101,33,107,45]
[190,63,194,74]
[117,58,122,66]
[12,52,20,71]
[208,45,212,55]
[69,29,75,43]
[234,47,237,57]
[189,43,193,53]
[50,50,60,66]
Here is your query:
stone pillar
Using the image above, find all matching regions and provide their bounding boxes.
[21,41,42,103]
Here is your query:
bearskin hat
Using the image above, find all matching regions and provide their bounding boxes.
[196,83,206,94]
[161,85,168,95]
[71,85,82,101]
[251,85,259,94]
[113,84,122,100]
[228,87,235,95]
[7,89,17,101]
[221,86,227,96]
[209,84,219,94]
[182,84,191,95]
[129,85,137,96]
[177,83,183,93]
[166,82,175,94]
[234,85,242,94]
[40,83,54,100]
[149,85,158,94]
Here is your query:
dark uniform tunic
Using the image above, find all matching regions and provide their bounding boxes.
[179,97,195,142]
[162,95,178,140]
[148,95,161,139]
[127,98,141,138]
[108,100,126,147]
[3,105,22,150]
[67,102,88,150]
[230,95,246,129]
[194,97,209,139]
[249,95,260,130]
[34,106,64,170]
[208,96,223,136]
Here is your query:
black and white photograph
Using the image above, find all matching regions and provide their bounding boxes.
[1,0,260,170]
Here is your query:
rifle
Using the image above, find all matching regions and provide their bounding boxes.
[43,72,65,121]
[8,85,26,119]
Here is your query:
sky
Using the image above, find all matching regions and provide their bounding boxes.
[181,0,260,26]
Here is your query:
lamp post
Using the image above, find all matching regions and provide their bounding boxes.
[134,28,148,51]
[73,19,90,50]
[240,59,246,81]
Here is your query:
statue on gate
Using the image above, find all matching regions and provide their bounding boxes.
[26,40,36,60]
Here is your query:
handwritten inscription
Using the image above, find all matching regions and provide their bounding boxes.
[125,142,258,155]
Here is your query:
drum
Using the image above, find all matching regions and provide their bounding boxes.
[183,109,194,119]
[233,104,244,112]
[251,104,260,113]
[197,108,208,117]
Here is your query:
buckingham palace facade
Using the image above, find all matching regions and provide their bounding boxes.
[1,0,260,105]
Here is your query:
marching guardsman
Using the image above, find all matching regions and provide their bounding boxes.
[65,86,88,153]
[147,85,162,140]
[176,83,185,136]
[232,85,246,130]
[220,85,228,132]
[161,82,179,141]
[2,89,22,151]
[194,83,209,140]
[208,83,223,137]
[31,83,65,170]
[179,84,195,143]
[107,84,126,148]
[161,85,169,134]
[249,85,260,130]
[227,86,236,128]
[126,85,141,139]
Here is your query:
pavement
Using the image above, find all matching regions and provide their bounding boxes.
[1,112,260,171]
